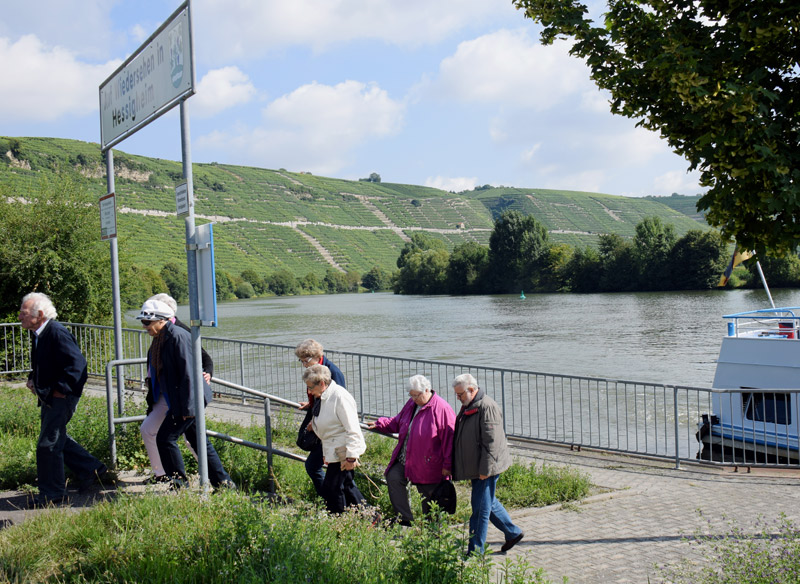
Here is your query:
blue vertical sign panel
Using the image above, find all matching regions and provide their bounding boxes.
[195,222,218,327]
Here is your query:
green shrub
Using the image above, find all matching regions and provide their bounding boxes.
[660,512,800,583]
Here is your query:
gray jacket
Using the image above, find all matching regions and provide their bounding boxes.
[452,388,512,480]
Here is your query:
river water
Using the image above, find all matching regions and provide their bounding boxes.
[163,288,800,389]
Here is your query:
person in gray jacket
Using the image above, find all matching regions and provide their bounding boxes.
[451,373,523,555]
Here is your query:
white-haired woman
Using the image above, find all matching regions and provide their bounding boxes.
[295,338,345,496]
[303,364,365,513]
[368,374,455,525]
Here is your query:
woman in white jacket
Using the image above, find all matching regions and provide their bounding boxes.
[303,364,366,513]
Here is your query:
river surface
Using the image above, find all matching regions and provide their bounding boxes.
[155,288,800,388]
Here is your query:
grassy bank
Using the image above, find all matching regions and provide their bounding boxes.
[0,382,594,582]
[0,491,552,584]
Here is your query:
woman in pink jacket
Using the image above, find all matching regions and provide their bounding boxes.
[368,374,456,525]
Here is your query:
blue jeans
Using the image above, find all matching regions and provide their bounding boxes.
[156,413,232,487]
[37,394,103,501]
[305,443,325,496]
[468,474,522,554]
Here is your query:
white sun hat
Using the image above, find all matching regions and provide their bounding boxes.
[136,298,175,321]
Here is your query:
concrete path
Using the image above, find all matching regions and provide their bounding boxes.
[494,444,800,583]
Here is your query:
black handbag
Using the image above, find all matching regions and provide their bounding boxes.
[429,479,457,515]
[296,408,321,452]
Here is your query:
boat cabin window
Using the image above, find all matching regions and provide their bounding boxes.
[742,391,791,425]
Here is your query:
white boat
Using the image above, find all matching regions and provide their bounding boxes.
[697,308,800,463]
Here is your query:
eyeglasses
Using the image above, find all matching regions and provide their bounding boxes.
[141,320,155,327]
[409,391,424,399]
[298,357,315,365]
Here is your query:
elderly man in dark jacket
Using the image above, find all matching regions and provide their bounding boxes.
[19,292,108,507]
[452,373,523,555]
[137,298,234,490]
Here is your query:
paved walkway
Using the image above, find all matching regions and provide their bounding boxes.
[495,444,800,583]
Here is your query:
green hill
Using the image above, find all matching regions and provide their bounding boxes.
[1,136,709,278]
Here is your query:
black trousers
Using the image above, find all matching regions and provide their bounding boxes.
[322,462,364,513]
[156,413,232,487]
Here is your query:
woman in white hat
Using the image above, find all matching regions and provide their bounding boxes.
[137,298,234,490]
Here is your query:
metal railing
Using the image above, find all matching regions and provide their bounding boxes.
[103,357,307,492]
[4,321,799,469]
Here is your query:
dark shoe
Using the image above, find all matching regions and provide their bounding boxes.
[78,464,110,493]
[144,474,171,485]
[214,479,237,492]
[27,496,67,509]
[169,477,189,491]
[500,532,524,553]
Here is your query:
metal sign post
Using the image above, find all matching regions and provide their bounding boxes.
[98,0,212,488]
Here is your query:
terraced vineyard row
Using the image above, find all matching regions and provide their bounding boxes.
[1,136,708,281]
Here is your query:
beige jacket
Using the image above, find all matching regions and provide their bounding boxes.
[312,381,366,462]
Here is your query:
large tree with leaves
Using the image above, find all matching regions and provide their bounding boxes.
[488,210,549,293]
[513,0,799,254]
[0,172,111,323]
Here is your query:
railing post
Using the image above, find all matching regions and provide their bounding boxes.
[264,397,274,493]
[239,342,245,388]
[673,386,680,470]
[358,355,365,422]
[105,361,117,467]
[501,370,507,434]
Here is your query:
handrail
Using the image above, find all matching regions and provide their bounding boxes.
[103,358,394,491]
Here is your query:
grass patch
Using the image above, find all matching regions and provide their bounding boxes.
[659,512,800,584]
[0,491,553,583]
[497,462,592,508]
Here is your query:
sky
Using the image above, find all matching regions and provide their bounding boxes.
[0,0,705,197]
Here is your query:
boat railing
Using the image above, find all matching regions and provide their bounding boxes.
[723,307,800,339]
[2,321,798,469]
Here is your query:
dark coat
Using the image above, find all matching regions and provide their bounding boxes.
[146,318,214,412]
[28,320,87,404]
[147,321,212,418]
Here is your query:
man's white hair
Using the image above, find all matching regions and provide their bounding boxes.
[452,373,478,390]
[21,292,57,320]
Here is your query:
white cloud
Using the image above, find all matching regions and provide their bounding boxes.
[431,30,591,109]
[0,1,113,59]
[196,80,405,174]
[653,169,703,195]
[520,143,542,163]
[544,170,607,193]
[591,126,669,166]
[0,35,120,123]
[580,88,611,113]
[193,67,257,118]
[194,0,516,62]
[425,176,477,192]
[130,24,149,45]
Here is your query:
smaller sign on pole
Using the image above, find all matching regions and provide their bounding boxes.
[195,223,218,327]
[99,193,117,240]
[175,182,191,216]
